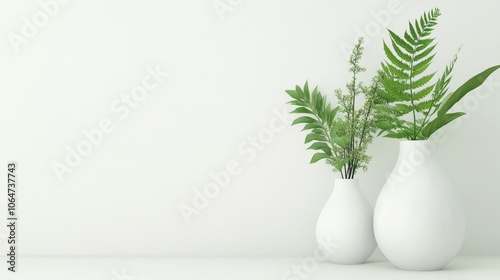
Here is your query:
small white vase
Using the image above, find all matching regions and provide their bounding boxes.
[373,140,466,271]
[316,178,376,264]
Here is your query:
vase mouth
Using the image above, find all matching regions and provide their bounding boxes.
[399,139,432,143]
[335,178,359,184]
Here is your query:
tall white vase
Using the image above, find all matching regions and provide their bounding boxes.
[374,140,466,271]
[316,179,376,264]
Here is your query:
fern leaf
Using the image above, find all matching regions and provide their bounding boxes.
[386,63,409,79]
[416,39,434,52]
[404,31,415,45]
[388,30,413,54]
[408,22,418,41]
[412,73,436,89]
[414,19,421,35]
[390,38,412,63]
[383,42,408,69]
[393,103,413,116]
[413,54,436,76]
[414,99,434,112]
[412,84,435,101]
[414,44,436,62]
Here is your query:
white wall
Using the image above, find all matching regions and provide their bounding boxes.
[0,0,499,257]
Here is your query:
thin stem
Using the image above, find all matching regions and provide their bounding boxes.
[416,95,436,136]
[358,83,379,150]
[347,63,358,179]
[409,58,417,140]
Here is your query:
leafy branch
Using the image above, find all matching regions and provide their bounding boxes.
[375,8,500,140]
[285,38,380,179]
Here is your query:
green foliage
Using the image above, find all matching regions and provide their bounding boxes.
[285,38,380,179]
[376,8,500,140]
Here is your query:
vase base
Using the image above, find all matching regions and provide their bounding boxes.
[392,263,448,271]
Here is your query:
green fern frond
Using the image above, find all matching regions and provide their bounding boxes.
[376,8,499,140]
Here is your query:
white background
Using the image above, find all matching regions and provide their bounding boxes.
[0,0,499,257]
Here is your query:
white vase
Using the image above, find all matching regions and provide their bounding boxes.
[373,140,466,271]
[316,178,376,264]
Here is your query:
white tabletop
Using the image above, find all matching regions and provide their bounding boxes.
[2,256,499,280]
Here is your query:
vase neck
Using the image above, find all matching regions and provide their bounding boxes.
[398,140,436,159]
[334,179,360,189]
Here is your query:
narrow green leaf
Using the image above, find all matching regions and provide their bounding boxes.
[309,86,318,102]
[438,65,500,116]
[311,128,324,135]
[310,153,330,164]
[384,131,410,139]
[421,112,466,137]
[326,106,338,126]
[290,107,312,114]
[295,85,305,99]
[287,100,306,106]
[303,81,309,100]
[285,89,299,99]
[307,142,332,156]
[301,122,322,131]
[305,133,327,143]
[291,116,316,126]
[315,92,324,112]
[311,87,318,108]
